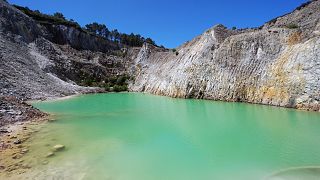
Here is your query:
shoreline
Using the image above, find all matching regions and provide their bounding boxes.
[131,91,320,113]
[26,94,81,104]
[30,91,320,113]
[0,91,91,176]
[0,116,50,176]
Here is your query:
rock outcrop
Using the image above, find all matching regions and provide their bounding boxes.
[0,0,136,100]
[131,0,320,111]
[42,24,119,53]
[0,0,137,126]
[0,96,46,127]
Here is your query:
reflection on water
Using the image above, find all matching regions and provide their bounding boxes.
[9,93,320,180]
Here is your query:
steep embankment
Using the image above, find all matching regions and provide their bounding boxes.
[0,0,138,126]
[131,0,320,111]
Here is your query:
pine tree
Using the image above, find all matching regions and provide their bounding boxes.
[53,12,65,20]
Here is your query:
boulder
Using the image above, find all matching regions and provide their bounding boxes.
[21,148,29,154]
[46,152,55,158]
[13,139,21,144]
[53,144,65,152]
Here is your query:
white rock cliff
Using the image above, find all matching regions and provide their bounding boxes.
[131,1,320,111]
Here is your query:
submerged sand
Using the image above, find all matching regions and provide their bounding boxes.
[0,117,49,178]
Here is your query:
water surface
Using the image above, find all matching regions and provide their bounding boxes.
[22,93,320,179]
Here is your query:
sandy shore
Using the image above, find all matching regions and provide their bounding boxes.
[26,94,81,104]
[0,116,50,177]
[0,93,83,177]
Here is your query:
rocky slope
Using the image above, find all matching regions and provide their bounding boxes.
[0,96,46,127]
[0,0,138,126]
[131,0,320,111]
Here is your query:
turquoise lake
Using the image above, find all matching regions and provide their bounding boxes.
[18,93,320,179]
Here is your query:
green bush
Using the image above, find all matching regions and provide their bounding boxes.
[108,76,118,85]
[286,24,299,29]
[116,75,129,85]
[104,84,111,92]
[79,74,130,92]
[113,85,128,92]
[82,78,95,86]
[13,5,81,29]
[102,75,130,92]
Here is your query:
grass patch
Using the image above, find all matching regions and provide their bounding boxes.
[286,24,299,29]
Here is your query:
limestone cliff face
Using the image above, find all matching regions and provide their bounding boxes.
[131,0,320,111]
[42,24,119,53]
[0,0,119,52]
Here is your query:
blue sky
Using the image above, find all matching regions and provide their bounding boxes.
[8,0,307,48]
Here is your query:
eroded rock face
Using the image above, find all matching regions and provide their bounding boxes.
[131,0,320,111]
[42,24,119,53]
[0,0,138,126]
[0,0,136,101]
[0,31,102,100]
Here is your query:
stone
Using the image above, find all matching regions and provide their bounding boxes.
[46,152,55,158]
[48,118,57,122]
[21,149,29,154]
[21,164,31,169]
[53,144,65,151]
[0,129,9,133]
[12,154,22,159]
[42,160,49,165]
[13,139,21,144]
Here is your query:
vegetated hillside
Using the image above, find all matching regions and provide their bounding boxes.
[131,0,320,111]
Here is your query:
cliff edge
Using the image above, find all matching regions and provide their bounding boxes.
[131,0,320,111]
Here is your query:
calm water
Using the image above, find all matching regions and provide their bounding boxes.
[22,93,320,179]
